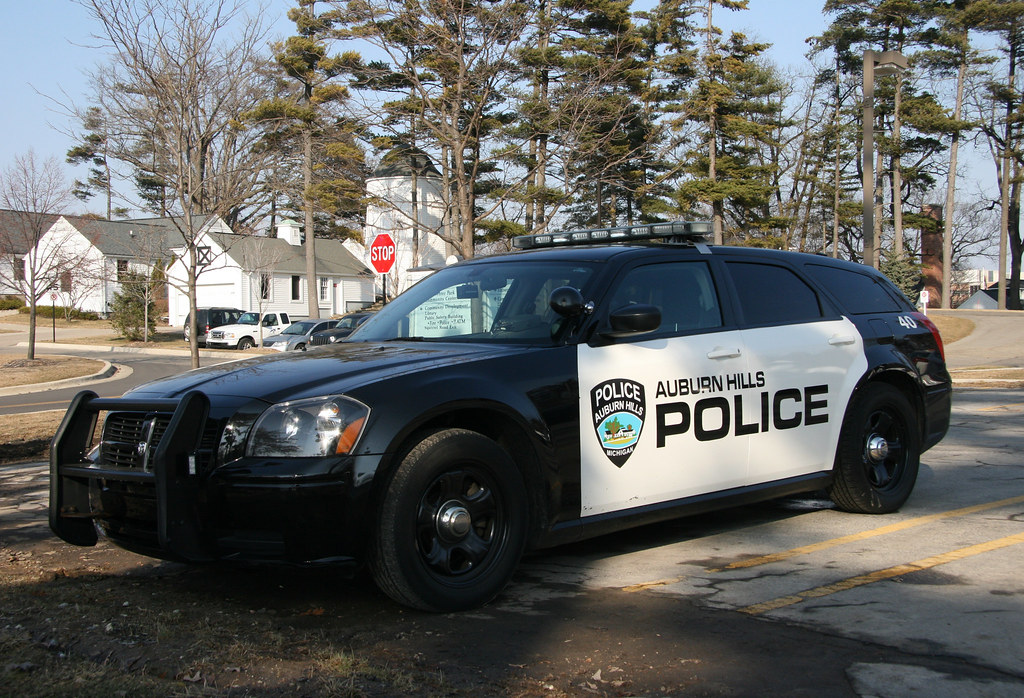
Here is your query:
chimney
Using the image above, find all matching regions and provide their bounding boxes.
[277,219,303,246]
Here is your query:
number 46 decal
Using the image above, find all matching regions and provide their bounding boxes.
[898,315,918,329]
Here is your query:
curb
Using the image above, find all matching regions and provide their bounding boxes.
[0,360,125,398]
[13,341,264,360]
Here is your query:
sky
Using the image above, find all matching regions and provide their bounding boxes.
[1,0,830,208]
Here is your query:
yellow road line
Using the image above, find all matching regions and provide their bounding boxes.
[708,494,1024,573]
[622,576,687,593]
[978,402,1024,412]
[740,531,1024,615]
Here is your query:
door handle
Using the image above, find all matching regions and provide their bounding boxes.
[828,334,856,346]
[706,347,742,359]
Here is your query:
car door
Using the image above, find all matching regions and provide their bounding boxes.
[723,260,867,485]
[577,258,750,517]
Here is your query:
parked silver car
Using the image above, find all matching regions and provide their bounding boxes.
[261,318,340,352]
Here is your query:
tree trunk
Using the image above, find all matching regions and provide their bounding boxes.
[942,59,965,308]
[303,127,319,319]
[892,71,904,257]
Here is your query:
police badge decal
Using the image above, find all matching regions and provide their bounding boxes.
[591,378,646,467]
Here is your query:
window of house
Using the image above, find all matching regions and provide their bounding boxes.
[259,273,271,301]
[116,259,128,281]
[319,276,330,302]
[14,256,24,282]
[60,270,72,292]
[291,275,301,301]
[197,246,214,267]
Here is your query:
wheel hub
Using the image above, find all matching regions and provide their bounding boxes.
[436,500,472,540]
[866,434,889,463]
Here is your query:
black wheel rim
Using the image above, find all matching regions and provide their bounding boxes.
[415,467,507,583]
[861,407,908,491]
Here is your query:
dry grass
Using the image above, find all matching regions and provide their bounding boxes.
[0,354,106,388]
[929,314,974,345]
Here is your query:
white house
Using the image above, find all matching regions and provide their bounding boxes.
[165,218,375,326]
[27,214,176,315]
[364,148,451,297]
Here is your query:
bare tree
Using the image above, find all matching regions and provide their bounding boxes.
[237,236,290,345]
[78,0,277,366]
[0,152,78,360]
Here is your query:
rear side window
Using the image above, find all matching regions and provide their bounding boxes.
[727,262,823,326]
[805,264,903,314]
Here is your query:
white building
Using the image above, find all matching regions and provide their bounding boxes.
[165,218,375,326]
[363,148,451,297]
[25,214,175,315]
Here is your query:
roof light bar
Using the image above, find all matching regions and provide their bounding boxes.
[512,221,712,250]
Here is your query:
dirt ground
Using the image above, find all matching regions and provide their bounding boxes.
[3,466,1010,698]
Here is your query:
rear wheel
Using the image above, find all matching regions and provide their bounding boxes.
[370,429,528,611]
[828,383,920,514]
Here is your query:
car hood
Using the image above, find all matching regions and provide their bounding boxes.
[208,323,262,334]
[126,341,527,404]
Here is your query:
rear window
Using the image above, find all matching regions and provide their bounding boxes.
[805,264,903,314]
[727,262,823,326]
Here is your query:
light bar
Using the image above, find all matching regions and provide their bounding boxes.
[513,221,712,250]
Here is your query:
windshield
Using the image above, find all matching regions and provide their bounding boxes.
[284,321,318,335]
[352,259,596,344]
[237,312,259,325]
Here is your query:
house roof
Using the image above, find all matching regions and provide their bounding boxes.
[371,147,441,179]
[60,215,180,258]
[0,208,61,255]
[203,231,373,278]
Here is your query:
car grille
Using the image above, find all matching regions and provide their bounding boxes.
[310,334,330,346]
[100,411,220,474]
[210,330,224,339]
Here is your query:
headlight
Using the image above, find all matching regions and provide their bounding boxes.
[225,332,236,339]
[328,336,338,343]
[246,396,369,458]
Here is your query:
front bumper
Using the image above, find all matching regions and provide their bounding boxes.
[49,390,369,565]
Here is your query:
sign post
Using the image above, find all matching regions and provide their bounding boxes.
[369,233,397,304]
[51,292,56,342]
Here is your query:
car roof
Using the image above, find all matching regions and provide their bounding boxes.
[462,242,882,276]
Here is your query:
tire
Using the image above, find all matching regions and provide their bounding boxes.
[237,337,255,351]
[828,383,920,514]
[296,343,306,352]
[370,428,528,612]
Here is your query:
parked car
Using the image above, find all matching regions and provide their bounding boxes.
[182,307,243,347]
[206,312,292,350]
[51,221,951,613]
[261,318,340,352]
[310,311,376,346]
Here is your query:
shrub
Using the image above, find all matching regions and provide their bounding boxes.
[0,297,25,310]
[18,304,98,320]
[109,271,156,341]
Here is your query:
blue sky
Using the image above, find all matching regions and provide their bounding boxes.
[1,0,826,208]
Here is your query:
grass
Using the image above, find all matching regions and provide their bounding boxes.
[929,314,973,345]
[0,354,106,388]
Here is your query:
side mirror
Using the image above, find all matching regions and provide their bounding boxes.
[549,286,587,318]
[602,304,661,337]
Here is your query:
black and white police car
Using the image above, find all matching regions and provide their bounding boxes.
[50,222,951,611]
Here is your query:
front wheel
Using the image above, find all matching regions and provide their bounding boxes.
[828,383,920,514]
[370,429,528,611]
[295,343,306,352]
[237,337,255,350]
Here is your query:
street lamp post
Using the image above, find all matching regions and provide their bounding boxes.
[862,49,908,269]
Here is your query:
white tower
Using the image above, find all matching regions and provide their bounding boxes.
[364,148,449,296]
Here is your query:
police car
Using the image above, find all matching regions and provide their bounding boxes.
[50,222,951,612]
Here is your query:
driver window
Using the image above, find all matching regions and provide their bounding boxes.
[608,261,722,336]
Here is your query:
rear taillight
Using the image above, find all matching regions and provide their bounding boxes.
[912,312,944,361]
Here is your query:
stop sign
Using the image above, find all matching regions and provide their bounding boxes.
[369,233,397,274]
